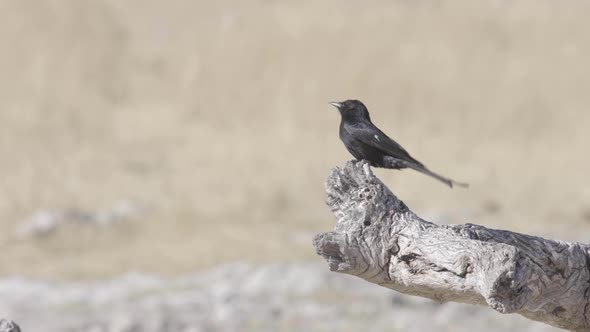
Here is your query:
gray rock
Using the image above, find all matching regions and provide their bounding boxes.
[0,320,21,332]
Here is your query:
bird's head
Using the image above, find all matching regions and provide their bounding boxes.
[329,99,371,121]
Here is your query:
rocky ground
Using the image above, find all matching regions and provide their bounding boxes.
[0,262,559,332]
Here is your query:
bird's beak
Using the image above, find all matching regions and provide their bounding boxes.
[329,102,341,109]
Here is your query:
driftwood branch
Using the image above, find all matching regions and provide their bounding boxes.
[314,160,590,331]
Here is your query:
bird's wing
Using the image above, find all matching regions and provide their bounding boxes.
[344,124,424,167]
[344,123,468,188]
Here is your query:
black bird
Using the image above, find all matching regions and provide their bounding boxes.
[330,99,467,188]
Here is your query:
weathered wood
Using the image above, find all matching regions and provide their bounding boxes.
[314,160,590,331]
[0,320,20,332]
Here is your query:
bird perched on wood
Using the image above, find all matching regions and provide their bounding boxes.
[330,99,467,188]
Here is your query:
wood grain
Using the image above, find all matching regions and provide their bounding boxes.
[314,160,590,331]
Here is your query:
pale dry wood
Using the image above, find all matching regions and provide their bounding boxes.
[314,160,590,331]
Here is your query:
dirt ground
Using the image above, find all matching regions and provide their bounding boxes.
[1,0,590,279]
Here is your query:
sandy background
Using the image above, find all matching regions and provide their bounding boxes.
[1,0,590,281]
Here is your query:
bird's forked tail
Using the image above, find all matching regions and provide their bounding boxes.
[402,161,468,189]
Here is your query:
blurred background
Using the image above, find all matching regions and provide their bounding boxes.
[1,0,589,331]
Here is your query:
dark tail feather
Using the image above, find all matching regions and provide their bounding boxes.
[403,161,469,189]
